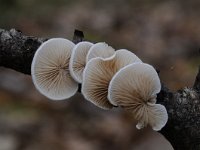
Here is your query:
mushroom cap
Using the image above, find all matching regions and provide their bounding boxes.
[31,38,78,100]
[82,49,142,109]
[135,103,168,131]
[69,41,93,83]
[108,63,167,130]
[86,42,115,62]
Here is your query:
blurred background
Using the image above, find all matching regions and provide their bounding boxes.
[0,0,200,149]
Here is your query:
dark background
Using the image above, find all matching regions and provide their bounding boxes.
[0,0,200,149]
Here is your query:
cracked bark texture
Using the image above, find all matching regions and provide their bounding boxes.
[0,28,200,150]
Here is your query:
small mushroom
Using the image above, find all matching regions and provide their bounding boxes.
[31,38,78,100]
[82,49,142,109]
[69,41,93,83]
[108,63,168,131]
[86,42,115,62]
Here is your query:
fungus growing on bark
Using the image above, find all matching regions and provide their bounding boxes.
[108,63,168,131]
[69,41,93,83]
[31,38,78,100]
[86,42,115,62]
[82,49,142,109]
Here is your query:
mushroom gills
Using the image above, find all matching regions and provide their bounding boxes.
[31,38,78,100]
[82,49,142,109]
[86,42,115,62]
[108,63,168,130]
[69,41,94,83]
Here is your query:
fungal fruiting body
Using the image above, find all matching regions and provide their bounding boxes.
[86,42,115,62]
[82,49,142,110]
[31,36,168,130]
[108,63,168,131]
[69,41,94,83]
[31,38,78,100]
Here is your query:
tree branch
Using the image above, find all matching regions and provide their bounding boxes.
[194,66,200,91]
[0,28,200,150]
[0,29,46,74]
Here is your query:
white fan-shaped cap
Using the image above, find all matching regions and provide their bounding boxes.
[31,38,78,100]
[69,41,93,83]
[86,42,115,62]
[108,63,167,130]
[82,49,142,109]
[135,103,168,131]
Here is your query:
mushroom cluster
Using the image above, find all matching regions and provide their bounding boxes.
[31,38,168,131]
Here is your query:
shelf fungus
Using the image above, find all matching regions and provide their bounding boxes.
[82,49,142,110]
[31,38,78,100]
[69,41,93,83]
[108,63,168,131]
[86,42,115,62]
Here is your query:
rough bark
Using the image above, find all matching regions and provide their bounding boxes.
[0,29,46,74]
[0,28,200,150]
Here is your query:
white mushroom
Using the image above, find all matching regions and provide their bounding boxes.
[82,49,142,109]
[31,38,78,100]
[69,41,93,83]
[108,63,168,131]
[86,42,115,62]
[135,103,168,131]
